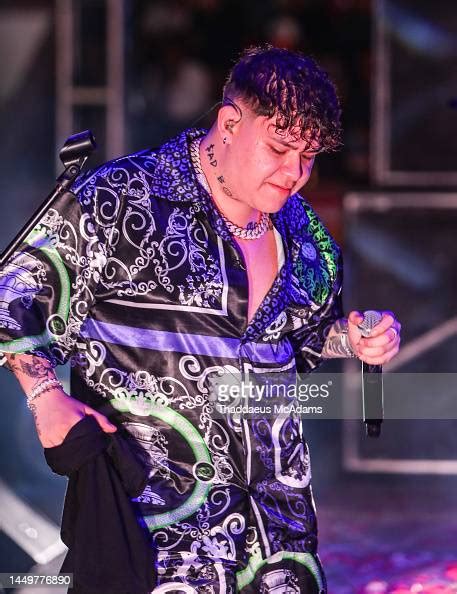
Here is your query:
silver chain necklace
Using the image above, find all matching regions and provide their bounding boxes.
[189,138,270,240]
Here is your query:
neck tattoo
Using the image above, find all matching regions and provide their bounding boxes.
[190,137,270,240]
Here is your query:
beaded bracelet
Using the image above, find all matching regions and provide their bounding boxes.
[26,379,63,409]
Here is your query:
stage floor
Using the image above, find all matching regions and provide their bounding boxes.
[318,476,457,593]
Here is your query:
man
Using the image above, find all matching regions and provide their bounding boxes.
[0,46,400,593]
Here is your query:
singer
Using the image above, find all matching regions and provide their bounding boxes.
[0,46,400,593]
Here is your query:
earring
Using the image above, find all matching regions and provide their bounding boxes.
[223,137,227,144]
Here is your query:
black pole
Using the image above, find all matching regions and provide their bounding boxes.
[0,130,96,268]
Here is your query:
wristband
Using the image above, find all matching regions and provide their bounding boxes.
[27,379,63,409]
[340,332,357,358]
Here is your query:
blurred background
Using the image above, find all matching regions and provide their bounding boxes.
[0,0,456,592]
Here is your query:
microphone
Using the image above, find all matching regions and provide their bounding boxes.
[358,310,384,438]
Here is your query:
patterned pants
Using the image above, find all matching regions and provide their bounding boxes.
[151,551,327,593]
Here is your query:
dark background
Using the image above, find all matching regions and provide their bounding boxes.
[1,1,456,592]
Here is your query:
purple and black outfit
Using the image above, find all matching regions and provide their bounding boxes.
[0,128,342,593]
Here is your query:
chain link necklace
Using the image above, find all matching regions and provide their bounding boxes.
[189,138,270,240]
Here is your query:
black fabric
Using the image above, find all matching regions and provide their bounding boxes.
[44,416,154,594]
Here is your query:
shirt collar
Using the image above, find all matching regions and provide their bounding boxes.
[150,127,207,204]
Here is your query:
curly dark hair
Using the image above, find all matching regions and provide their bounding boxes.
[222,45,342,153]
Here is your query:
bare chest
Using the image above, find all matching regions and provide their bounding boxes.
[234,230,281,324]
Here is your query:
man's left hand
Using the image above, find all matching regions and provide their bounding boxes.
[347,310,401,365]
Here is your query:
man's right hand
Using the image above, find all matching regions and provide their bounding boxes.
[3,352,117,447]
[30,388,117,448]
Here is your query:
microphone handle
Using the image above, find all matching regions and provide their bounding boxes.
[362,362,384,438]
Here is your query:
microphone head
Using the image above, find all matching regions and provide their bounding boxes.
[358,310,382,337]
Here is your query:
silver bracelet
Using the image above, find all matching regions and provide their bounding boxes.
[27,379,63,409]
[340,332,357,358]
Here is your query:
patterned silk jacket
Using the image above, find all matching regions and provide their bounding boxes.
[0,128,342,591]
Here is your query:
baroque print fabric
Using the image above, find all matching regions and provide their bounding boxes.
[0,128,342,593]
